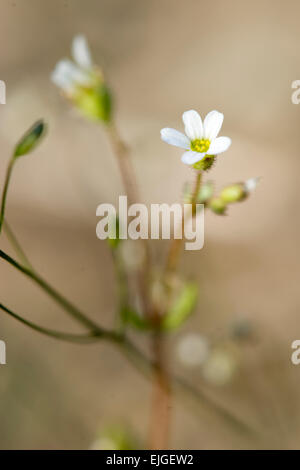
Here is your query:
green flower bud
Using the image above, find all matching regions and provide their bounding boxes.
[14,120,47,158]
[220,183,246,203]
[209,196,227,215]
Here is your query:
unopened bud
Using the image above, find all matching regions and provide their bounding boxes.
[220,183,245,203]
[209,196,227,215]
[14,120,46,158]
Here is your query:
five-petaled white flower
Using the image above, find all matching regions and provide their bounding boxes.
[160,110,231,166]
[51,35,97,95]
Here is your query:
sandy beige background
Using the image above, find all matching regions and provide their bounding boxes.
[0,0,299,449]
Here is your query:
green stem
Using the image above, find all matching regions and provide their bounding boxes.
[0,249,102,332]
[0,302,117,343]
[3,220,33,270]
[0,158,15,234]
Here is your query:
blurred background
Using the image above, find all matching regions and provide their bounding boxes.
[0,0,299,449]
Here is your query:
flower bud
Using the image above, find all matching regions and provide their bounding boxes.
[14,120,46,158]
[209,196,227,215]
[220,183,246,203]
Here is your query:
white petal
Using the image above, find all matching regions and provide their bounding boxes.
[245,177,260,193]
[206,136,231,155]
[72,35,92,69]
[51,60,75,92]
[160,128,190,149]
[52,59,92,89]
[182,110,203,140]
[203,110,224,140]
[181,151,206,165]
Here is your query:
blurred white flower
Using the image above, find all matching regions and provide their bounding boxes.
[51,35,112,122]
[51,35,95,95]
[202,347,238,386]
[160,110,231,165]
[177,333,209,367]
[244,177,260,193]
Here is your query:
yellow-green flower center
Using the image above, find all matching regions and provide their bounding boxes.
[190,138,210,153]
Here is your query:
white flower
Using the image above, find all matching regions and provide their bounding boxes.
[51,35,95,94]
[244,177,260,193]
[160,109,231,165]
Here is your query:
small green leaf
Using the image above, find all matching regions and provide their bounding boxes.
[161,282,198,331]
[14,120,47,158]
[121,306,150,330]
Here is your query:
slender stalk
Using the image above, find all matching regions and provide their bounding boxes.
[3,220,33,270]
[106,122,139,206]
[147,171,203,448]
[0,158,15,233]
[0,249,102,332]
[165,170,202,275]
[0,302,118,343]
[106,121,152,318]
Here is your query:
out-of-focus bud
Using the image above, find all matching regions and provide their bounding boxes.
[14,120,47,158]
[177,333,209,367]
[220,177,260,204]
[161,281,198,331]
[209,196,227,215]
[220,183,246,203]
[197,181,214,203]
[202,343,239,386]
